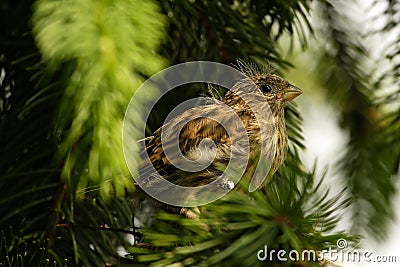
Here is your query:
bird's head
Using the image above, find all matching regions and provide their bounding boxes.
[253,74,302,105]
[223,62,303,115]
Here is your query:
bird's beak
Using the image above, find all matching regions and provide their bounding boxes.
[283,84,302,101]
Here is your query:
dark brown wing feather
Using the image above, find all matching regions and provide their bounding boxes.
[140,104,240,187]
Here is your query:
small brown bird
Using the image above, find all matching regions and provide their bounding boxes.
[138,62,302,203]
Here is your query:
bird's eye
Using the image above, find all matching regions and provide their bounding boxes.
[260,84,272,93]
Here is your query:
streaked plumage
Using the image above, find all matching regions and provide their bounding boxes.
[138,64,302,196]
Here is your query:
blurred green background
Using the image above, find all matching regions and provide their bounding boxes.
[0,0,399,266]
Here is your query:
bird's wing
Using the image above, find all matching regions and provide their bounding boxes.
[138,98,276,192]
[143,105,235,169]
[137,104,253,187]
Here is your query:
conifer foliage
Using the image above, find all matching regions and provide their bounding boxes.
[0,0,398,266]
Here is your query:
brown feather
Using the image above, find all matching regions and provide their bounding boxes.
[138,70,301,193]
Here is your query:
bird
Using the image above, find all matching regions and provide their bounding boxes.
[136,61,302,208]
